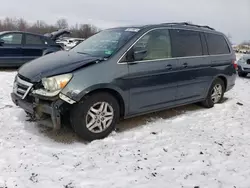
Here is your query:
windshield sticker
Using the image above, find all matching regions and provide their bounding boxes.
[104,50,113,55]
[125,28,140,32]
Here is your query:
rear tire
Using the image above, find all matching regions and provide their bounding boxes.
[238,72,248,77]
[201,78,225,108]
[70,92,120,141]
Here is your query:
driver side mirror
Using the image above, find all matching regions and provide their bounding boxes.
[126,48,148,63]
[134,49,147,61]
[0,39,4,46]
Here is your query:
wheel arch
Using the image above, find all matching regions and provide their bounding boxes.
[75,84,127,118]
[205,75,228,97]
[217,75,227,90]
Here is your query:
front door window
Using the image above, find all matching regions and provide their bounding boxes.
[132,29,172,61]
[0,33,22,45]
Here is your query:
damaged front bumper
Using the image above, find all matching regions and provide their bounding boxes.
[11,92,66,129]
[11,75,76,129]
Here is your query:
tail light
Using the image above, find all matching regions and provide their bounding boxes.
[233,60,238,70]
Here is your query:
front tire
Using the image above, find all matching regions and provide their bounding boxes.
[202,78,225,108]
[70,92,120,141]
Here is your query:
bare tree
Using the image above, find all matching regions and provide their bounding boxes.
[17,18,28,31]
[56,18,69,29]
[2,17,17,30]
[0,17,99,39]
[78,24,99,38]
[34,20,47,28]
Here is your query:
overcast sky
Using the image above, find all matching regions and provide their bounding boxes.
[0,0,249,43]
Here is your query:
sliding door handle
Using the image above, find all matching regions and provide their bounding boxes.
[182,63,188,68]
[165,64,173,70]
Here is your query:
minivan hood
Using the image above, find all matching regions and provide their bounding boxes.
[18,51,101,83]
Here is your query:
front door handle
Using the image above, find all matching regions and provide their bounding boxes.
[182,63,188,68]
[166,64,172,70]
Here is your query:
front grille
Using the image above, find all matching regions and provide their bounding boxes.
[13,76,33,99]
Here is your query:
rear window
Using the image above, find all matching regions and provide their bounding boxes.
[25,34,45,45]
[170,29,203,57]
[205,33,230,55]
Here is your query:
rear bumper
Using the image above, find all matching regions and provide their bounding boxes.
[11,92,64,129]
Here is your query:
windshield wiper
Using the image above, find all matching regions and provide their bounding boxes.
[77,52,92,56]
[77,52,107,62]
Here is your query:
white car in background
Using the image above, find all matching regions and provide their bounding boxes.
[56,37,85,50]
[237,54,250,77]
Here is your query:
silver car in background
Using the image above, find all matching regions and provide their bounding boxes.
[237,54,250,77]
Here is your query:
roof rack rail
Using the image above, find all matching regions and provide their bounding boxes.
[160,22,215,30]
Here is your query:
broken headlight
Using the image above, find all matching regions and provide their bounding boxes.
[32,73,72,97]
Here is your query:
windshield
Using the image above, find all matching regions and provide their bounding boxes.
[71,28,139,58]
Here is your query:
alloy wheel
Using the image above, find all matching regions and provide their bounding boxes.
[85,102,114,133]
[211,84,223,103]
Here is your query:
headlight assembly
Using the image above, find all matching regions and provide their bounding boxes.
[42,74,72,92]
[32,73,72,97]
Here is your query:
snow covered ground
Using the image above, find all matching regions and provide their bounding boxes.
[0,55,250,188]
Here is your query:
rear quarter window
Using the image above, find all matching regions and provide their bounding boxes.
[205,33,230,55]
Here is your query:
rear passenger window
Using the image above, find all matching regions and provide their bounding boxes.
[205,33,230,55]
[170,30,202,57]
[25,34,45,45]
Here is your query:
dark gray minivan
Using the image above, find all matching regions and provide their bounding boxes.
[11,22,237,141]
